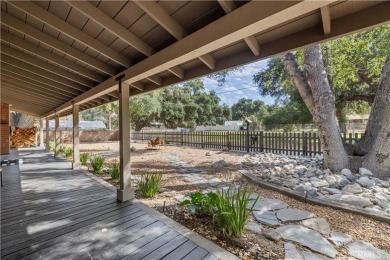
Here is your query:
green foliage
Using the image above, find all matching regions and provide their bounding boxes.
[49,141,55,151]
[231,98,267,121]
[180,192,218,216]
[214,186,259,238]
[80,153,89,165]
[136,172,163,198]
[61,147,73,157]
[130,91,162,131]
[90,154,104,173]
[110,160,120,180]
[81,102,119,130]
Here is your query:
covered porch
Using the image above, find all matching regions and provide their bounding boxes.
[1,147,237,259]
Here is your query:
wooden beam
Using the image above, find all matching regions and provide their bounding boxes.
[244,35,260,56]
[8,1,131,67]
[199,54,216,70]
[134,1,187,40]
[217,0,237,14]
[321,5,331,35]
[130,82,144,91]
[1,67,81,97]
[218,0,260,56]
[1,31,104,82]
[67,1,154,57]
[1,54,90,91]
[1,12,116,75]
[46,0,368,118]
[1,44,94,87]
[147,75,162,85]
[2,81,68,102]
[168,66,185,79]
[2,88,60,106]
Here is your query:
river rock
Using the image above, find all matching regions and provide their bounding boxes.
[311,180,329,188]
[342,183,363,194]
[212,160,226,169]
[322,187,341,195]
[331,194,373,208]
[302,218,331,237]
[357,177,375,188]
[276,208,315,222]
[209,178,222,187]
[253,211,280,227]
[336,177,350,188]
[276,225,338,258]
[359,168,373,176]
[248,198,288,213]
[306,188,319,197]
[375,194,390,210]
[284,243,303,260]
[345,240,390,260]
[341,169,352,176]
[329,231,353,247]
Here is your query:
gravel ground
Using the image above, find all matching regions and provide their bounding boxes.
[65,141,390,258]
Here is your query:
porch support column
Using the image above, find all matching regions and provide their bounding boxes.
[72,103,80,169]
[117,74,134,202]
[55,115,60,157]
[45,118,50,151]
[39,118,44,147]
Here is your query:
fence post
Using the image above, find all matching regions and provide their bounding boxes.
[246,128,250,153]
[141,130,144,143]
[201,131,204,148]
[227,131,230,150]
[165,131,167,142]
[302,131,307,156]
[181,131,184,146]
[260,131,264,152]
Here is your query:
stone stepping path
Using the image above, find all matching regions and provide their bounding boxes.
[242,192,390,259]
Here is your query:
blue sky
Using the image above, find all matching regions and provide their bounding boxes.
[200,59,275,107]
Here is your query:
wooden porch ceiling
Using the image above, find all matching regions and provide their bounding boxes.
[0,1,389,118]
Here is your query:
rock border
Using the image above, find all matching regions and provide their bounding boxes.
[241,171,390,224]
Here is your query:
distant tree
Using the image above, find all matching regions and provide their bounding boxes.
[97,102,119,130]
[130,91,162,131]
[231,98,267,120]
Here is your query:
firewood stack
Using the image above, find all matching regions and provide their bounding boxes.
[11,127,36,148]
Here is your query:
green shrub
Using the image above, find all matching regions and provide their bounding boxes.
[62,147,73,157]
[110,160,120,180]
[80,153,89,165]
[136,172,163,198]
[180,192,218,216]
[214,186,259,238]
[90,154,104,173]
[49,141,56,151]
[59,146,66,154]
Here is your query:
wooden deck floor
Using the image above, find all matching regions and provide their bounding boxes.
[1,147,237,260]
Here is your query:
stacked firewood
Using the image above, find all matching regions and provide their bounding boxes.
[11,127,36,147]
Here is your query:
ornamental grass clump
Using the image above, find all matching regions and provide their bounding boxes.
[62,147,73,157]
[136,172,163,198]
[49,141,55,151]
[90,154,104,173]
[110,160,120,180]
[214,186,259,238]
[80,153,89,165]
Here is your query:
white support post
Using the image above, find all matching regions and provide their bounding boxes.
[39,118,44,147]
[72,103,80,169]
[117,75,134,202]
[55,115,60,157]
[45,118,50,151]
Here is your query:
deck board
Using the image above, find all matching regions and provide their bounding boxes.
[0,148,237,260]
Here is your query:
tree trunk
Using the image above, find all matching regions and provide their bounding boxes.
[303,45,349,172]
[362,55,390,177]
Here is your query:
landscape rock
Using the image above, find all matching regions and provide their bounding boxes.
[276,225,338,258]
[244,222,262,234]
[276,208,315,222]
[212,160,227,169]
[174,194,188,202]
[253,211,280,227]
[248,198,288,213]
[341,169,352,176]
[345,174,357,183]
[306,188,319,198]
[205,152,211,156]
[345,240,390,260]
[342,183,363,194]
[209,178,222,187]
[375,194,390,210]
[302,218,331,237]
[331,194,373,208]
[311,180,329,188]
[284,243,303,260]
[262,230,283,242]
[322,187,341,195]
[357,177,375,188]
[336,177,350,189]
[359,168,373,177]
[130,146,136,151]
[328,231,353,247]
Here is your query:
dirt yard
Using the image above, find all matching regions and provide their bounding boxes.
[62,142,390,259]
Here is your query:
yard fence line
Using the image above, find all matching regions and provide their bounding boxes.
[132,131,363,156]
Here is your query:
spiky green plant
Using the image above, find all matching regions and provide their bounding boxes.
[110,160,120,180]
[80,153,89,165]
[214,186,259,238]
[90,154,104,173]
[62,147,73,157]
[136,172,163,198]
[49,141,56,151]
